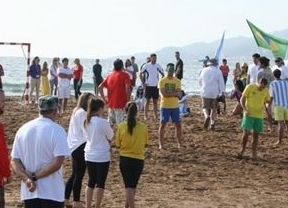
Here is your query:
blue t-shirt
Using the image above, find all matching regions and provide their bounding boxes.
[29,64,41,79]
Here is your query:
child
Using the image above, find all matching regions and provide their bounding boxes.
[179,90,190,117]
[134,86,145,111]
[231,79,245,116]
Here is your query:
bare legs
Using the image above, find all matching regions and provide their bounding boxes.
[85,187,104,208]
[239,130,259,159]
[125,188,136,208]
[158,122,182,149]
[144,98,158,120]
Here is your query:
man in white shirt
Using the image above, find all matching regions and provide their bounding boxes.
[49,57,59,96]
[140,53,164,120]
[57,58,73,114]
[198,58,225,130]
[247,53,260,84]
[271,57,288,80]
[11,95,70,208]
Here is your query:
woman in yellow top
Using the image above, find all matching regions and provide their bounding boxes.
[115,101,148,208]
[41,62,50,95]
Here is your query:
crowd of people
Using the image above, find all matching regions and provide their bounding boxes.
[1,50,288,208]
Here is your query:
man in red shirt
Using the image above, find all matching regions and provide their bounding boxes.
[0,90,12,207]
[219,58,230,86]
[99,59,131,124]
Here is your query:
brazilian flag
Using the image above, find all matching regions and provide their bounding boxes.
[246,19,288,59]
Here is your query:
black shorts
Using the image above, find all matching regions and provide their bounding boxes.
[119,156,144,188]
[86,161,110,189]
[145,86,159,100]
[24,198,64,208]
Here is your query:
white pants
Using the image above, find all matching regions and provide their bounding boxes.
[29,77,40,102]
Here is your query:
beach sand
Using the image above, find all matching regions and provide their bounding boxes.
[3,95,288,208]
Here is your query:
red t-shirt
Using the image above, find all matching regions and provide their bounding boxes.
[73,65,83,79]
[220,65,229,77]
[101,70,130,108]
[0,122,11,186]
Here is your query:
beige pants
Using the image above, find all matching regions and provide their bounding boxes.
[29,77,40,102]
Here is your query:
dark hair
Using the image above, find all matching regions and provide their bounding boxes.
[84,98,105,128]
[62,58,69,63]
[125,102,137,136]
[235,80,245,92]
[222,59,227,62]
[259,78,268,86]
[258,56,270,68]
[273,69,281,79]
[150,53,157,58]
[252,53,260,58]
[114,59,123,71]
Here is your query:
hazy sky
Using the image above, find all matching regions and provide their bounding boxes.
[1,0,288,58]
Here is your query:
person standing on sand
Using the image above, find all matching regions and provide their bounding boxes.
[29,56,41,103]
[238,78,270,159]
[198,58,225,130]
[57,58,73,114]
[219,58,230,86]
[93,59,103,96]
[11,95,70,208]
[139,53,164,120]
[41,62,50,96]
[98,59,131,125]
[130,56,139,87]
[115,102,148,208]
[65,92,94,208]
[0,63,4,89]
[49,57,59,96]
[158,63,182,149]
[73,58,84,100]
[175,51,184,80]
[269,69,288,145]
[0,90,12,208]
[83,98,114,208]
[247,53,260,84]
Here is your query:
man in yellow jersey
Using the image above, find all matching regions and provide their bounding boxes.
[158,63,181,149]
[238,78,270,159]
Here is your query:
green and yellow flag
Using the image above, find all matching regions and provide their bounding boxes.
[246,19,288,59]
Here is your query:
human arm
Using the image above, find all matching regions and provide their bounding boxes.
[11,158,36,192]
[98,82,108,104]
[240,95,248,115]
[175,61,183,78]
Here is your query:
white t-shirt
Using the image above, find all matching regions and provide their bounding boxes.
[125,66,134,80]
[140,63,164,87]
[248,63,260,84]
[271,64,288,80]
[49,64,58,80]
[198,66,225,98]
[57,67,73,87]
[67,108,87,153]
[84,116,114,162]
[11,117,70,202]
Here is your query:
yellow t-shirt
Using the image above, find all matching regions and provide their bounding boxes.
[242,84,270,118]
[115,121,148,160]
[158,77,181,108]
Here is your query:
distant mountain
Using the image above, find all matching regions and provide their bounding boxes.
[110,28,288,63]
[158,28,288,61]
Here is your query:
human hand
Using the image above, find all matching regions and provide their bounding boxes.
[243,109,249,116]
[25,178,36,192]
[3,176,13,185]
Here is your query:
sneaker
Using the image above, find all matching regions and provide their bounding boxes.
[203,117,210,129]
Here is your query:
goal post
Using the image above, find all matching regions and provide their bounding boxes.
[0,42,31,103]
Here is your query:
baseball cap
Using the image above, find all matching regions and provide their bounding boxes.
[38,95,59,111]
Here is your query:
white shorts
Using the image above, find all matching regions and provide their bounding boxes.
[108,108,125,124]
[58,86,70,99]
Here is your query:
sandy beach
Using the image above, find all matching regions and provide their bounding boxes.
[3,95,288,208]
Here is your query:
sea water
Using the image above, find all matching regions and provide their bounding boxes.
[0,56,252,96]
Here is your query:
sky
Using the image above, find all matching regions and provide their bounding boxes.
[1,0,288,59]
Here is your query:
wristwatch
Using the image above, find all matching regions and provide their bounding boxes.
[31,172,37,181]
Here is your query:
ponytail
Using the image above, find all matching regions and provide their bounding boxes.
[126,102,137,135]
[84,98,105,128]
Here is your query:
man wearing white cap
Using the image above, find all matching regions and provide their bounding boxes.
[198,58,225,130]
